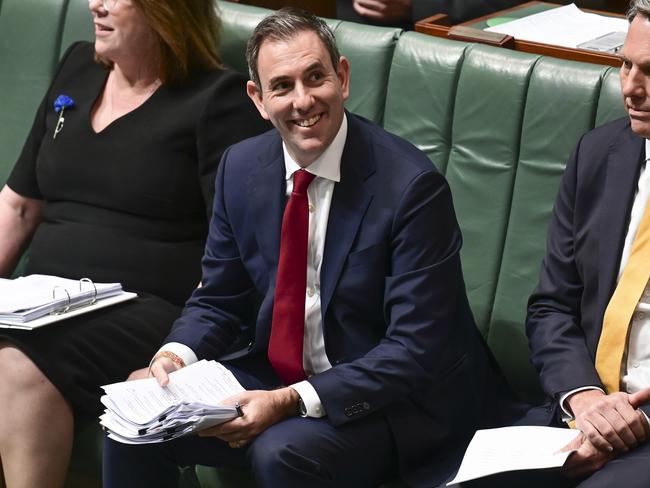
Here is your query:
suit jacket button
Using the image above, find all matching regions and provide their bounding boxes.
[362,402,370,410]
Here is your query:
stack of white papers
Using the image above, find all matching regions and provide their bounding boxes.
[485,4,628,49]
[100,360,245,444]
[447,426,580,485]
[0,274,135,328]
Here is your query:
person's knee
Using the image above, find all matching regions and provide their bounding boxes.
[248,427,333,485]
[0,344,51,393]
[577,445,650,488]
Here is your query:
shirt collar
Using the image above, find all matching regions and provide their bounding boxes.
[283,113,347,183]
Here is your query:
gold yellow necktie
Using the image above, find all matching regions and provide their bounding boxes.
[596,197,650,393]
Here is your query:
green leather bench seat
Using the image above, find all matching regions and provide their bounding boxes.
[0,0,627,486]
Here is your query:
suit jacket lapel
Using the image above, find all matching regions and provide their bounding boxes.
[250,135,285,271]
[321,116,375,317]
[598,124,645,323]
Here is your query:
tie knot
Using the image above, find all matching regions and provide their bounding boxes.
[292,169,316,194]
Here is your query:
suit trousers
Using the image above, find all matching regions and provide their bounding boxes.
[102,356,398,488]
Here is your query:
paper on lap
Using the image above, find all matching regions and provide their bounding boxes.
[447,426,580,485]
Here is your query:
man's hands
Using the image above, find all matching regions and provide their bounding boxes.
[567,388,650,453]
[129,360,301,448]
[559,387,650,477]
[353,0,411,23]
[561,433,615,478]
[198,388,300,448]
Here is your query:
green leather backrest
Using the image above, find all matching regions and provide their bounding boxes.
[332,22,401,124]
[218,0,270,75]
[62,0,95,50]
[216,0,400,124]
[446,45,538,339]
[597,68,627,126]
[488,58,617,401]
[384,34,466,175]
[384,31,626,402]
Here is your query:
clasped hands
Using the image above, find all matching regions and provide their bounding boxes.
[560,387,650,477]
[131,356,300,449]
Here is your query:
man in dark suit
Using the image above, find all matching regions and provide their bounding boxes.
[522,1,650,485]
[102,8,514,488]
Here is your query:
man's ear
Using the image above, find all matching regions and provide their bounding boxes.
[337,56,351,101]
[246,80,270,120]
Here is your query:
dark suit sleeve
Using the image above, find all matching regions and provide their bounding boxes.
[526,135,603,404]
[309,169,469,426]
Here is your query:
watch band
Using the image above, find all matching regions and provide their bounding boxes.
[298,396,308,417]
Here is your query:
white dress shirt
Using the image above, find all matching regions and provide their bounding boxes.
[561,138,650,416]
[156,115,348,419]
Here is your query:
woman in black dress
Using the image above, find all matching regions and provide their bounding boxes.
[0,0,268,486]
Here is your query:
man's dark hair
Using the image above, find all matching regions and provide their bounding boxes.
[628,0,650,21]
[245,7,341,89]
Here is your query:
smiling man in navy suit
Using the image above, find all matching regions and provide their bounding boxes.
[103,8,515,488]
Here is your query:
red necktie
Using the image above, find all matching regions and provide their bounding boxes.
[268,169,316,385]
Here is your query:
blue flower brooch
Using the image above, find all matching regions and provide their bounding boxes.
[53,94,75,139]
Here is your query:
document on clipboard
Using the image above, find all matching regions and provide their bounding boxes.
[0,274,136,329]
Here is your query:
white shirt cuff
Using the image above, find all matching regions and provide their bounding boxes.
[290,381,326,418]
[150,342,198,369]
[559,386,605,421]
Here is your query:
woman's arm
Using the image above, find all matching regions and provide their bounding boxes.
[0,185,43,277]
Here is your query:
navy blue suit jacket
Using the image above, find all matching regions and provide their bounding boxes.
[527,117,650,422]
[167,113,514,486]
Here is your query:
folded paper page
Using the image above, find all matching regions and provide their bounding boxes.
[447,426,581,485]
